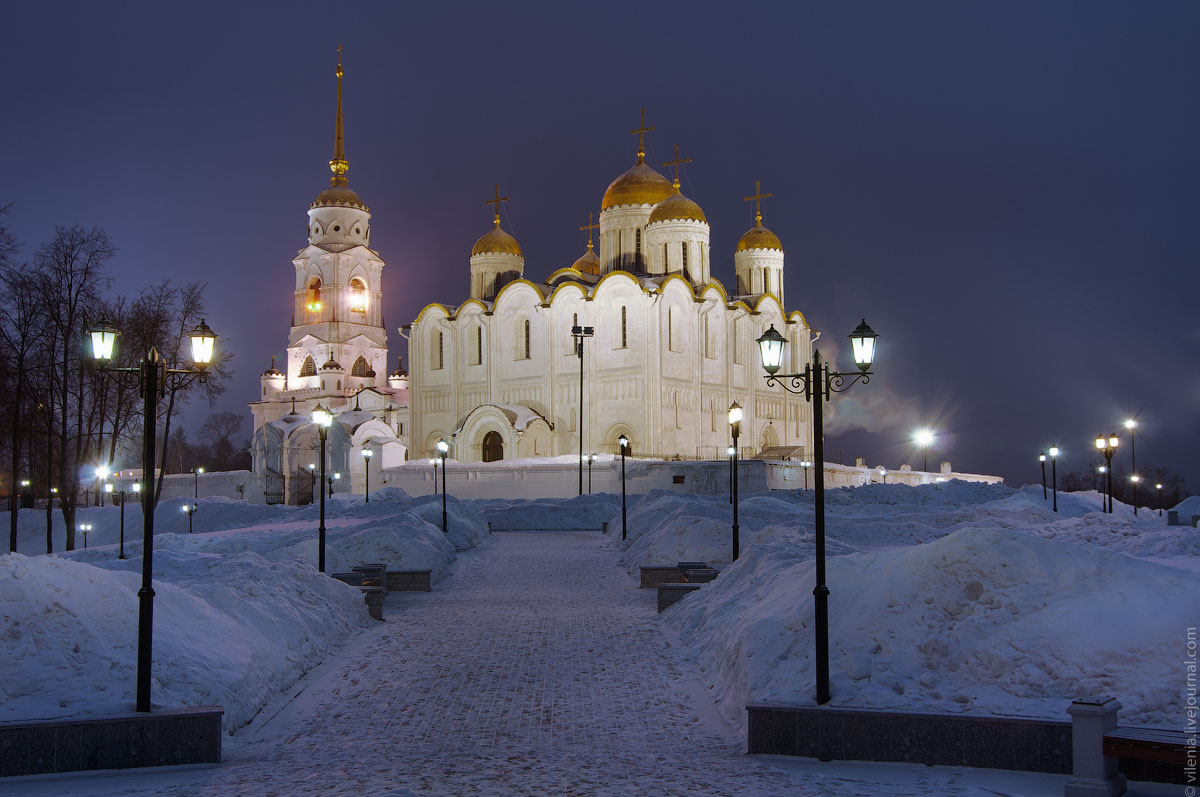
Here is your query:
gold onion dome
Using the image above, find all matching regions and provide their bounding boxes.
[571,246,601,275]
[311,185,368,210]
[471,220,524,257]
[648,189,707,224]
[736,221,784,253]
[601,155,675,210]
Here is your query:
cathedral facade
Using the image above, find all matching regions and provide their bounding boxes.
[405,123,815,464]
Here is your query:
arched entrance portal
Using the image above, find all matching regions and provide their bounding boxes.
[482,430,504,462]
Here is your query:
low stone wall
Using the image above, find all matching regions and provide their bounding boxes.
[108,470,259,502]
[0,706,223,777]
[386,569,432,592]
[746,704,1071,773]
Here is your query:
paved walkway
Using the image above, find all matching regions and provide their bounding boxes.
[30,532,809,796]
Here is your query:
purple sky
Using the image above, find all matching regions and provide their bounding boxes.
[3,2,1197,490]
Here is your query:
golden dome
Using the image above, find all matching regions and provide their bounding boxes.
[648,189,707,225]
[311,185,368,211]
[571,246,601,275]
[736,222,784,253]
[601,155,674,210]
[471,221,524,258]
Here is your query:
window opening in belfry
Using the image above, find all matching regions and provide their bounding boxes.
[349,278,367,313]
[299,355,317,377]
[306,278,323,313]
[351,356,369,377]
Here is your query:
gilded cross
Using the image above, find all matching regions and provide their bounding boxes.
[485,184,509,224]
[744,180,774,224]
[630,108,654,158]
[661,144,692,188]
[579,212,599,249]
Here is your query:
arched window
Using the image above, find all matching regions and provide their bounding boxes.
[663,243,669,272]
[635,228,642,268]
[306,278,323,313]
[351,356,369,377]
[299,355,317,377]
[474,326,483,365]
[349,278,367,313]
[681,242,688,273]
[482,431,504,462]
[667,307,673,352]
[620,306,627,349]
[523,319,531,359]
[432,331,443,370]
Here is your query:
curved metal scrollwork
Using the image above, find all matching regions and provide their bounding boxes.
[764,374,811,396]
[827,371,870,395]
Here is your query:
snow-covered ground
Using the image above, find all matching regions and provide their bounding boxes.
[611,481,1199,730]
[1,488,488,732]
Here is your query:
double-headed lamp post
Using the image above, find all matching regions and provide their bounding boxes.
[572,324,595,496]
[618,434,629,540]
[79,523,92,549]
[182,502,197,533]
[1048,447,1060,512]
[312,404,333,573]
[1123,419,1138,515]
[756,318,878,706]
[1095,434,1118,513]
[436,440,449,533]
[88,317,217,713]
[799,460,813,491]
[729,401,743,563]
[361,447,373,503]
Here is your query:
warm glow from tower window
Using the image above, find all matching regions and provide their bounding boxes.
[349,279,367,313]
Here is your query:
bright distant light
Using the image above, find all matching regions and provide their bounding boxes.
[96,465,110,480]
[1048,447,1060,457]
[1123,418,1137,430]
[1130,475,1141,483]
[913,429,935,448]
[1156,483,1162,489]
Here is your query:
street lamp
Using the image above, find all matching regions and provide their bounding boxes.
[756,317,878,706]
[79,523,92,549]
[726,445,735,504]
[1156,482,1163,516]
[799,460,812,491]
[88,316,217,713]
[312,403,333,573]
[329,471,341,498]
[912,429,935,474]
[1048,446,1060,513]
[584,453,595,494]
[729,401,743,563]
[430,457,438,496]
[181,502,197,533]
[116,482,140,560]
[361,447,373,503]
[878,467,887,484]
[572,324,595,496]
[1095,434,1118,513]
[436,439,449,533]
[192,466,204,499]
[1123,419,1138,515]
[1039,454,1047,499]
[97,464,110,507]
[618,434,629,541]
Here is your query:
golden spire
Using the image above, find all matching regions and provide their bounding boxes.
[329,45,349,187]
[579,212,599,251]
[630,108,654,161]
[485,184,510,227]
[744,180,773,225]
[661,144,692,191]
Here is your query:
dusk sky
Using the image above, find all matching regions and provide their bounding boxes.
[3,2,1197,490]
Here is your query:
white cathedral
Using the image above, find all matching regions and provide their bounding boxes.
[251,56,816,498]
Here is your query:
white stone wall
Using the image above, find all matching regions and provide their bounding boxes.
[599,205,653,273]
[734,248,785,306]
[644,218,711,284]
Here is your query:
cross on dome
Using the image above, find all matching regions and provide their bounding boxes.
[744,180,774,225]
[630,108,654,159]
[486,184,510,226]
[579,212,599,251]
[661,144,692,190]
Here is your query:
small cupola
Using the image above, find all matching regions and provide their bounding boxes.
[470,184,525,301]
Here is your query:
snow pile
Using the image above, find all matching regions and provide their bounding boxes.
[470,494,621,531]
[0,491,491,733]
[665,526,1199,727]
[0,551,368,732]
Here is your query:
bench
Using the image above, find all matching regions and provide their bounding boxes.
[1065,696,1190,795]
[353,564,388,595]
[386,569,432,592]
[332,564,388,620]
[681,567,719,584]
[657,583,702,612]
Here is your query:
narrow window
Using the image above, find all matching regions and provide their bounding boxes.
[617,230,622,267]
[299,355,317,377]
[681,242,688,273]
[663,243,669,272]
[475,326,482,365]
[620,306,627,349]
[732,320,741,364]
[436,332,444,370]
[524,319,531,359]
[668,307,673,352]
[635,228,642,268]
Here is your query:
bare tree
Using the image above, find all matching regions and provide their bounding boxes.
[198,411,248,471]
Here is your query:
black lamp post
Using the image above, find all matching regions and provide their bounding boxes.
[756,318,878,706]
[586,453,594,494]
[913,429,934,474]
[1048,446,1059,512]
[1098,465,1108,508]
[89,316,217,713]
[729,401,742,563]
[117,483,139,560]
[192,466,204,499]
[430,457,438,495]
[437,439,449,533]
[79,523,92,549]
[618,434,629,541]
[1095,434,1118,513]
[312,403,333,572]
[361,447,372,503]
[1039,454,1047,500]
[182,502,197,533]
[727,445,735,503]
[800,460,811,491]
[1156,482,1163,516]
[572,325,594,496]
[1123,419,1138,515]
